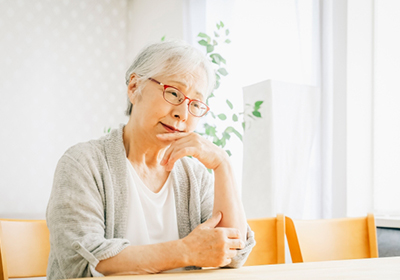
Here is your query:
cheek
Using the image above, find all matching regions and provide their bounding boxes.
[186,117,200,132]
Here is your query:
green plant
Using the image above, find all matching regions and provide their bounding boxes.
[197,21,263,156]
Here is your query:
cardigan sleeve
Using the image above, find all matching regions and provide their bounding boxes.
[46,153,130,279]
[199,167,256,268]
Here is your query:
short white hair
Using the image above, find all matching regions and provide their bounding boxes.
[124,40,216,115]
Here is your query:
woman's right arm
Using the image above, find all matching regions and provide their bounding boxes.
[96,212,244,275]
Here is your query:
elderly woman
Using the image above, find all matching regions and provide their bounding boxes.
[46,40,255,279]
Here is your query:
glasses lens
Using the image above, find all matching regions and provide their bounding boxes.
[164,87,185,104]
[189,101,208,117]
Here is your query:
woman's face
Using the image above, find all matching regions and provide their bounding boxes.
[127,72,208,146]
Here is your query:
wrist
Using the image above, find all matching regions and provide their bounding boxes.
[213,149,230,170]
[177,237,191,267]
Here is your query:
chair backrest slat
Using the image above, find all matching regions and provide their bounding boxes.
[0,220,50,280]
[245,214,285,266]
[285,214,378,263]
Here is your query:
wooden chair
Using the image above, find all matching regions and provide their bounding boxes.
[285,214,378,263]
[0,219,50,280]
[244,214,285,266]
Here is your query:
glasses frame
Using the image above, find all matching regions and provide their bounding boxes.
[148,78,210,117]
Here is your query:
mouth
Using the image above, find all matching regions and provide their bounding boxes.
[161,123,183,133]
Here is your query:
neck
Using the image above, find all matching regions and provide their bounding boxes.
[123,120,167,169]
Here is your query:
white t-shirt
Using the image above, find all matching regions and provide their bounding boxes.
[124,158,180,245]
[125,159,184,272]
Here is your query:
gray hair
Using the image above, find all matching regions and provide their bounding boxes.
[124,40,216,116]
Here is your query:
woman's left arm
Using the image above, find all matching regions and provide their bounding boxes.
[212,155,247,244]
[158,132,255,267]
[158,132,248,243]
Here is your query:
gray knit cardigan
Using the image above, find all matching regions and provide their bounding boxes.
[46,124,255,280]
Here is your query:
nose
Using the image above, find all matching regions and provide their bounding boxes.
[171,100,189,121]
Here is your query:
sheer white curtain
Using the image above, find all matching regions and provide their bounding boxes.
[202,0,325,219]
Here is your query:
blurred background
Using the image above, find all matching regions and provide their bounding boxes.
[1,0,399,235]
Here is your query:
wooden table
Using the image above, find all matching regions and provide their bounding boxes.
[90,257,400,280]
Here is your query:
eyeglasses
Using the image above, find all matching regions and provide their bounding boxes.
[148,78,210,117]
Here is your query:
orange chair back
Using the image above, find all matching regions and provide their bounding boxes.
[244,214,285,266]
[0,219,50,280]
[285,214,378,263]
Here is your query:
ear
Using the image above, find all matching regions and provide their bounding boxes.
[127,73,139,103]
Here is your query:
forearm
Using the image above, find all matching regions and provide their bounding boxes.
[96,239,189,275]
[213,157,247,243]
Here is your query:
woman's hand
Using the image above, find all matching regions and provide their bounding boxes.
[180,212,245,268]
[157,132,228,171]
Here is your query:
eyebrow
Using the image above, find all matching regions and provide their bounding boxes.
[170,80,204,99]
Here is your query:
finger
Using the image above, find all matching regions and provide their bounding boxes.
[156,132,190,141]
[221,228,241,239]
[227,239,245,250]
[165,146,196,171]
[160,135,196,166]
[227,249,239,258]
[201,212,222,229]
[161,145,174,166]
[220,258,232,267]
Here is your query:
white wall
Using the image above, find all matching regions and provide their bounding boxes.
[373,0,400,215]
[242,80,320,219]
[346,0,374,216]
[0,0,191,219]
[126,0,186,63]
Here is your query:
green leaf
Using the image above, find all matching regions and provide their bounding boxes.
[216,23,221,30]
[225,39,231,44]
[254,100,264,110]
[214,137,224,147]
[213,39,218,46]
[221,137,226,147]
[215,73,221,80]
[210,53,226,65]
[217,113,227,120]
[207,168,213,174]
[220,21,224,28]
[226,29,230,35]
[214,31,220,37]
[215,80,220,89]
[225,150,232,157]
[210,54,221,65]
[198,39,208,46]
[204,123,217,136]
[225,126,234,133]
[161,35,166,41]
[232,114,238,122]
[218,68,228,76]
[207,44,214,53]
[242,122,246,130]
[210,111,216,119]
[222,131,231,140]
[255,100,264,107]
[252,111,261,118]
[198,32,211,42]
[226,99,233,109]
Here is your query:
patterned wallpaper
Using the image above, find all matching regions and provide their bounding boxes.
[0,0,131,218]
